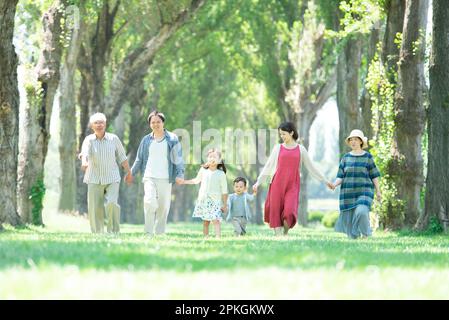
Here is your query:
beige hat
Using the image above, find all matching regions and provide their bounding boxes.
[346,129,368,149]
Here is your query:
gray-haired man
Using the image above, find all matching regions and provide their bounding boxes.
[80,112,131,234]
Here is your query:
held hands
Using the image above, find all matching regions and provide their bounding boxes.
[221,205,228,214]
[326,181,336,191]
[124,172,134,185]
[175,177,185,185]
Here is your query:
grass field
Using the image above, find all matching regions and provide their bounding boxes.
[1,209,449,300]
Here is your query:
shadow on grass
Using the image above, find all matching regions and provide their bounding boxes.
[1,227,449,272]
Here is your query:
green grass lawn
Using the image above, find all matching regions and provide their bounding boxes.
[1,211,449,299]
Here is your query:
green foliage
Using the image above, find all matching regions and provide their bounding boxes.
[427,217,444,234]
[29,176,46,226]
[325,0,383,38]
[366,47,404,228]
[321,211,339,228]
[25,83,44,110]
[308,210,325,223]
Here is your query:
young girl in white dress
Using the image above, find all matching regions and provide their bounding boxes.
[183,148,228,238]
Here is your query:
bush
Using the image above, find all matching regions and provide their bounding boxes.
[321,211,339,228]
[308,211,325,223]
[428,217,443,234]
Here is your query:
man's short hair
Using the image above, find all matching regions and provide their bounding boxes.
[233,177,247,186]
[89,112,107,124]
[148,110,166,124]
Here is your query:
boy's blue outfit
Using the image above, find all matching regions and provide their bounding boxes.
[227,192,254,235]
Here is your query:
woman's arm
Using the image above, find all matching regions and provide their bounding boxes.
[131,138,144,177]
[332,178,343,188]
[301,145,333,190]
[253,144,279,192]
[300,145,326,182]
[372,177,381,202]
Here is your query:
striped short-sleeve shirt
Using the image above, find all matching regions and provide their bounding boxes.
[81,132,127,185]
[336,151,380,212]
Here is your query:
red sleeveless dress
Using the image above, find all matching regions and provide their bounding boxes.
[264,144,301,228]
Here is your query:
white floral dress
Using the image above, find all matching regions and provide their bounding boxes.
[192,167,228,221]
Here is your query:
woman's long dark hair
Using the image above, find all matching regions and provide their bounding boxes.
[202,148,227,174]
[278,121,299,141]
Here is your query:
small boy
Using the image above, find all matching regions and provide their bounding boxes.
[226,177,256,236]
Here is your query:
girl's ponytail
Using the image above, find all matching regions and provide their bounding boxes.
[218,159,227,174]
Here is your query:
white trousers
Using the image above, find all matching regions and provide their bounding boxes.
[143,178,172,235]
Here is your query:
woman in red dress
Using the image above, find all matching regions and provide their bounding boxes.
[253,122,333,235]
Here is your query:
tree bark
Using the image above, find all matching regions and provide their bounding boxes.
[391,0,428,228]
[360,25,381,142]
[337,36,363,156]
[296,72,335,227]
[119,80,148,223]
[58,5,83,213]
[297,114,314,227]
[0,0,22,227]
[417,0,449,232]
[17,2,64,224]
[382,0,406,83]
[75,74,89,214]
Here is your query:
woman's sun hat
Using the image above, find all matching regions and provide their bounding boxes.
[346,129,368,149]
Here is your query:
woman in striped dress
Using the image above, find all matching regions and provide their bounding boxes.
[332,129,381,239]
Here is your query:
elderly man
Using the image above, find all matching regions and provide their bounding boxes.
[125,110,184,237]
[80,112,131,234]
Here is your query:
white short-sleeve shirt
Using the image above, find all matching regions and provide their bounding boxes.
[197,167,228,202]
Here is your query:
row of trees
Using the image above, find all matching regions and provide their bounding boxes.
[1,0,448,232]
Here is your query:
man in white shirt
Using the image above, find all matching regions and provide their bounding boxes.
[80,113,131,234]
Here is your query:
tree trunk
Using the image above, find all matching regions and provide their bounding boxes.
[58,5,83,213]
[417,0,449,232]
[0,0,22,227]
[382,0,406,83]
[297,116,314,227]
[75,75,90,214]
[119,85,148,223]
[17,2,64,224]
[337,36,363,156]
[360,25,380,141]
[391,0,428,228]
